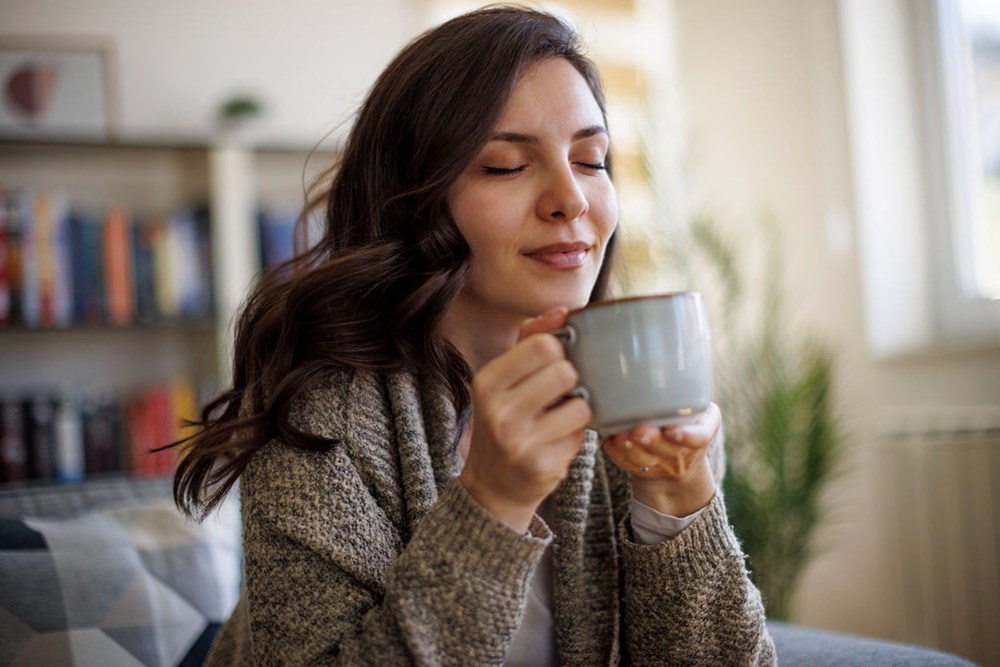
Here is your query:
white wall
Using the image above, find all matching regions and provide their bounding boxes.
[672,0,1000,647]
[0,0,418,145]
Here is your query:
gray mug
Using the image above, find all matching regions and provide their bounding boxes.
[552,292,713,435]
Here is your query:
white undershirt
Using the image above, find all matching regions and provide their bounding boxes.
[502,496,704,667]
[452,451,706,667]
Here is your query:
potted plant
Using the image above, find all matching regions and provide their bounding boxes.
[689,217,845,620]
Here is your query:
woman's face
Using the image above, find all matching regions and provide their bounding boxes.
[447,57,618,325]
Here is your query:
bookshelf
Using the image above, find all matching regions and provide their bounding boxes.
[0,138,335,484]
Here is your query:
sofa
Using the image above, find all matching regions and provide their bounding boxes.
[0,478,979,666]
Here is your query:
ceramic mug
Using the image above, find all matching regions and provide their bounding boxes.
[551,292,713,435]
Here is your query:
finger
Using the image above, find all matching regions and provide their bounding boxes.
[603,437,660,474]
[508,358,579,413]
[532,396,592,444]
[477,333,566,394]
[661,403,721,449]
[626,424,662,448]
[517,306,570,342]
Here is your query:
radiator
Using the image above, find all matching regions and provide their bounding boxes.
[881,411,1000,667]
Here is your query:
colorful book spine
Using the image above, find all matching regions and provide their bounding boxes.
[148,385,174,476]
[171,209,209,319]
[54,396,84,483]
[69,212,105,325]
[0,378,210,485]
[153,214,176,319]
[51,195,73,327]
[258,208,298,270]
[132,217,158,323]
[19,191,40,327]
[103,206,134,326]
[196,206,215,317]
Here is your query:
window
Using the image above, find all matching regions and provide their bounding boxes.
[839,0,1000,357]
[935,0,1000,301]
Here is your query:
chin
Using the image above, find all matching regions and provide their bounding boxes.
[535,290,593,315]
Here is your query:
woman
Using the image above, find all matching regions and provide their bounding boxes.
[173,6,775,665]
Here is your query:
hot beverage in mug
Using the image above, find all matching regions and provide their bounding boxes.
[552,292,713,435]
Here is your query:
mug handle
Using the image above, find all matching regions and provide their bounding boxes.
[548,325,591,405]
[550,325,576,346]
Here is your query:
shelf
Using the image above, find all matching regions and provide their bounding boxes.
[0,136,342,155]
[0,319,216,334]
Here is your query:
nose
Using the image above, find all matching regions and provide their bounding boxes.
[536,165,588,222]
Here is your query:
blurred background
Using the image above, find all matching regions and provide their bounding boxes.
[1,0,998,664]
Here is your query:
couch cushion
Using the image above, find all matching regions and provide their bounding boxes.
[768,620,979,666]
[0,482,240,667]
[0,477,178,519]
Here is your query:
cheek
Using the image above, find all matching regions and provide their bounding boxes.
[449,186,510,257]
[591,183,619,240]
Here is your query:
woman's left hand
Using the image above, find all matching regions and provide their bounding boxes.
[602,402,721,517]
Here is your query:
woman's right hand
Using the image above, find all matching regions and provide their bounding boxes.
[457,307,592,533]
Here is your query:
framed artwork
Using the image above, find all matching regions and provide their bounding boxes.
[0,36,119,141]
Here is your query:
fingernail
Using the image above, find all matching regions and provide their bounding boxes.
[639,434,652,446]
[624,440,634,449]
[671,430,685,443]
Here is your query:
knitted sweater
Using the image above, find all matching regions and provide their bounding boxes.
[205,368,776,666]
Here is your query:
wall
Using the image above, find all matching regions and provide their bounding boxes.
[0,0,417,145]
[671,0,1000,646]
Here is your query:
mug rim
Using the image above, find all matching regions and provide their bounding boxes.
[575,291,701,315]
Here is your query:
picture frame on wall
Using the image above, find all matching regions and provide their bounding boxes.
[0,36,119,141]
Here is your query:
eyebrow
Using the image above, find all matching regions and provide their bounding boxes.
[488,125,608,144]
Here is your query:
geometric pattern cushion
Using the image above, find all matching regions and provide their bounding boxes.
[0,498,240,667]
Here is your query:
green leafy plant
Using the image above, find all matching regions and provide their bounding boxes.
[690,217,845,620]
[218,95,264,123]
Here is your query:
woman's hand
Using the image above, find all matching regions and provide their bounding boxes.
[458,307,592,533]
[602,403,721,517]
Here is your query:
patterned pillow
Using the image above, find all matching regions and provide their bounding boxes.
[0,496,240,667]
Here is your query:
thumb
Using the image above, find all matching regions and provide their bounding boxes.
[517,306,570,342]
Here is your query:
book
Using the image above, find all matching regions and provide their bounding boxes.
[195,205,215,318]
[54,396,84,483]
[17,191,73,328]
[258,207,298,270]
[132,216,160,323]
[24,393,56,480]
[0,187,10,325]
[51,195,73,327]
[19,191,40,327]
[4,190,26,326]
[81,387,123,474]
[69,211,105,326]
[103,206,134,326]
[0,396,27,482]
[171,208,211,319]
[146,384,173,476]
[152,214,176,319]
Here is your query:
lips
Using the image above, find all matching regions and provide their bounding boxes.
[523,242,592,269]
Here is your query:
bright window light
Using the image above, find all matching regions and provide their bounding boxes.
[952,0,1000,299]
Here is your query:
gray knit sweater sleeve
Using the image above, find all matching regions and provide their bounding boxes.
[602,426,777,665]
[205,373,551,666]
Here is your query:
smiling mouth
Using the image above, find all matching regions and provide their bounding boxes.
[524,243,591,269]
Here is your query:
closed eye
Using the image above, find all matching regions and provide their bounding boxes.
[577,162,607,171]
[482,165,527,175]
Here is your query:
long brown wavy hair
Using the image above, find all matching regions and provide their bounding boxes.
[170,5,619,519]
